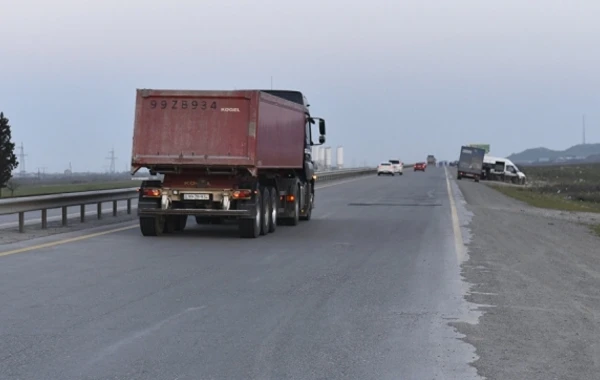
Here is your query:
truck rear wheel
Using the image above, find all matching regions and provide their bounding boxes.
[140,216,164,237]
[174,216,187,231]
[239,194,262,238]
[164,216,177,233]
[260,187,270,236]
[268,186,277,233]
[289,186,300,226]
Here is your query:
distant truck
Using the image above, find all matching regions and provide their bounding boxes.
[131,89,326,238]
[426,155,437,166]
[457,146,485,182]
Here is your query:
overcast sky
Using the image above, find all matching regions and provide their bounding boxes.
[1,0,599,173]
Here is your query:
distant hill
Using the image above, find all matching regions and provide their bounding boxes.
[508,143,600,164]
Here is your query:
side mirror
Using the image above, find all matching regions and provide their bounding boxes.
[319,135,325,144]
[319,119,326,135]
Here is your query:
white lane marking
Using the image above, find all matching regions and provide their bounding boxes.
[445,166,466,263]
[315,174,372,190]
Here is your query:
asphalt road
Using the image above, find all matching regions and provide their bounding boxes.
[0,168,482,380]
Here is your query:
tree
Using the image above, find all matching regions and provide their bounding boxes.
[6,179,20,197]
[0,112,19,197]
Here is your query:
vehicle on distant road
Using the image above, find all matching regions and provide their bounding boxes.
[482,155,527,184]
[414,162,426,172]
[388,159,404,175]
[426,155,437,166]
[457,145,485,182]
[131,89,327,238]
[377,162,395,176]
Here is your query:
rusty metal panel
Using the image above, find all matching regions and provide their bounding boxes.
[255,92,306,169]
[132,90,258,167]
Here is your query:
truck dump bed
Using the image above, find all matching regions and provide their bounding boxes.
[131,89,306,170]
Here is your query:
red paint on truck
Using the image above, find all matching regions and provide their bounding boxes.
[132,89,306,171]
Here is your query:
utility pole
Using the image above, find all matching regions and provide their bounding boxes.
[18,142,28,176]
[36,167,47,180]
[106,148,117,174]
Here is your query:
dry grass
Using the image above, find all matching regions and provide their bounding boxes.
[490,163,600,213]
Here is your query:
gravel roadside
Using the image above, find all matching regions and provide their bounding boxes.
[451,178,600,380]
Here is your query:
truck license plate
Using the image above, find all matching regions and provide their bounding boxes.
[183,193,210,201]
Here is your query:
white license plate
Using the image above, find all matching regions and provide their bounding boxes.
[183,193,210,200]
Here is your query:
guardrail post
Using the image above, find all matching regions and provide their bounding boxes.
[19,212,24,233]
[97,202,102,220]
[80,205,85,223]
[127,199,132,214]
[41,209,47,229]
[62,206,68,226]
[113,200,118,217]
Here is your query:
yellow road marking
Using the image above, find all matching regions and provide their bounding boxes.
[444,167,465,263]
[0,224,138,257]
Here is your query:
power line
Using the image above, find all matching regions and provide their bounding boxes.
[18,142,28,175]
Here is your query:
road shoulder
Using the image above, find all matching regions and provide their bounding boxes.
[450,175,600,380]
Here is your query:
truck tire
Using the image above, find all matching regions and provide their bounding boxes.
[239,194,262,238]
[140,216,164,237]
[163,216,177,233]
[268,186,277,233]
[260,187,270,236]
[300,183,313,221]
[289,186,300,226]
[174,216,187,231]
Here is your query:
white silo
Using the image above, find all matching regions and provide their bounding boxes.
[318,147,326,169]
[336,146,344,169]
[324,147,332,169]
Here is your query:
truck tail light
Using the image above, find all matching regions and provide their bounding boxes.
[142,188,161,197]
[232,189,252,199]
[286,195,295,202]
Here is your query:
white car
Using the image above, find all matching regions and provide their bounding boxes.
[377,162,395,176]
[389,159,404,175]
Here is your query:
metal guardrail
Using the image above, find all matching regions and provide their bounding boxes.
[0,167,379,233]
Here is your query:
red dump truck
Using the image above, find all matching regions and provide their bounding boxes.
[131,89,326,238]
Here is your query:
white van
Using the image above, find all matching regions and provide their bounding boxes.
[483,155,527,184]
